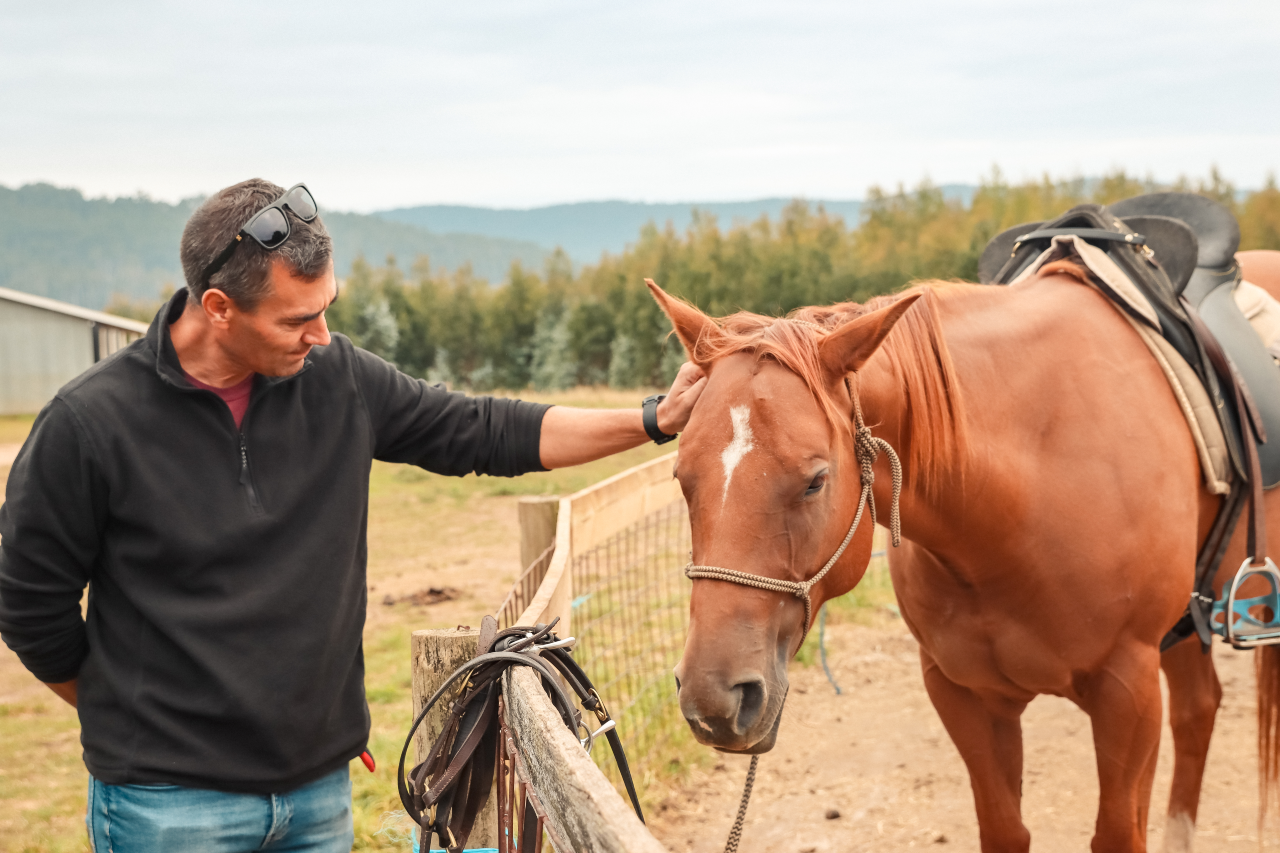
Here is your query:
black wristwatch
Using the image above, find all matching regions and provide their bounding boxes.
[642,394,678,445]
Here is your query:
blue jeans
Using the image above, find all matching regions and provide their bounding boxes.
[86,767,354,853]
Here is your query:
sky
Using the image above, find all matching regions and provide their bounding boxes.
[3,0,1279,211]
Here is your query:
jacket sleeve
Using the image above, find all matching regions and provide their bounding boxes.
[350,345,551,477]
[0,399,106,683]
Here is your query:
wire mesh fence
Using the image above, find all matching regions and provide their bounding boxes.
[497,543,555,630]
[567,498,691,798]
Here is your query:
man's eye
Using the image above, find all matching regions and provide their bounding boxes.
[805,473,827,496]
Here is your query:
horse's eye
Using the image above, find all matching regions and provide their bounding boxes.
[805,472,828,496]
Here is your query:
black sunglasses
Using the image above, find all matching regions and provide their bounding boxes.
[200,183,319,286]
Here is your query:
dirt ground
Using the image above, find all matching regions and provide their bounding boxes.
[648,615,1279,852]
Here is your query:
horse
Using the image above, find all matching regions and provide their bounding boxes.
[649,250,1280,852]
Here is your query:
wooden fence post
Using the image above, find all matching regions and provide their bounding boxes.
[410,628,498,848]
[517,495,559,571]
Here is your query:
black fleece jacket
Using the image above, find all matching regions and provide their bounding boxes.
[0,289,549,793]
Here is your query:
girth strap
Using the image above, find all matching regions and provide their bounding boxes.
[1181,297,1268,565]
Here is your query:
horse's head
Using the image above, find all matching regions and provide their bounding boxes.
[647,280,919,753]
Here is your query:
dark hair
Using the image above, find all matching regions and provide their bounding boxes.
[180,178,333,309]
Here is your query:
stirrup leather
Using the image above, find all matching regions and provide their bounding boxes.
[1211,557,1280,648]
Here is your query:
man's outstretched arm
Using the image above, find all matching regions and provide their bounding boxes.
[539,362,707,469]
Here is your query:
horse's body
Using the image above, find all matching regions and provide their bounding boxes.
[652,252,1280,853]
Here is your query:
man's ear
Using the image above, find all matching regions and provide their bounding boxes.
[818,293,922,377]
[201,288,235,329]
[646,278,723,368]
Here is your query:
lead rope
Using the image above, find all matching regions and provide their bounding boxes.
[723,755,758,853]
[698,376,903,853]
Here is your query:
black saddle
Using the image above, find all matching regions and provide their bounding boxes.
[979,204,1226,423]
[1111,194,1280,492]
[979,193,1279,652]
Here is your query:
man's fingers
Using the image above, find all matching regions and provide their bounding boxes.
[657,368,707,434]
[669,361,706,395]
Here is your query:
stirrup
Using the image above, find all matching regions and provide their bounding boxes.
[1211,557,1280,648]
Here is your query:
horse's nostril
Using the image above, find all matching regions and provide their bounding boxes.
[734,678,767,732]
[673,672,682,692]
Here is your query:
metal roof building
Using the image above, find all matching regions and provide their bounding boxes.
[0,286,150,415]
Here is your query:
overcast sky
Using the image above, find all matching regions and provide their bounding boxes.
[2,0,1278,211]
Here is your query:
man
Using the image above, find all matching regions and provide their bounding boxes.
[0,178,705,852]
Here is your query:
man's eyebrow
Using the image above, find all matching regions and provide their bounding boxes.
[282,286,339,324]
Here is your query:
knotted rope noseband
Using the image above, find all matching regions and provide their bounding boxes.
[684,368,903,645]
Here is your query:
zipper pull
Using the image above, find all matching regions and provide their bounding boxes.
[238,434,262,512]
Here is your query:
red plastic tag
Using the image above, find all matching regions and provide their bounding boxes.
[360,750,376,773]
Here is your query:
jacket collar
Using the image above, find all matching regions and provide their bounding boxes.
[147,287,314,391]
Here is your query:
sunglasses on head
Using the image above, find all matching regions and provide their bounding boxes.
[200,183,319,286]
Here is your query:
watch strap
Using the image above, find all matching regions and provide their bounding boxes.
[642,394,677,445]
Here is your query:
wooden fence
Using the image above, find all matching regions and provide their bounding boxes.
[411,452,688,851]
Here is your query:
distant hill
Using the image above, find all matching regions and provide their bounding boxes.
[0,182,984,312]
[0,184,549,310]
[374,186,977,262]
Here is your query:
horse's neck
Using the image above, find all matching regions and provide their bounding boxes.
[859,279,1113,550]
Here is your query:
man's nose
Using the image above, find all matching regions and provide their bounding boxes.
[303,314,332,347]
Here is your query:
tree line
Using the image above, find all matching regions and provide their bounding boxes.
[113,168,1280,391]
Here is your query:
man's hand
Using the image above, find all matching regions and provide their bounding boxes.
[44,678,77,708]
[656,361,707,435]
[538,361,709,469]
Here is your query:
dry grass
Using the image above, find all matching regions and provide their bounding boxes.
[0,415,36,445]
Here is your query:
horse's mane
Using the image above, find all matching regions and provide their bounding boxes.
[686,284,966,499]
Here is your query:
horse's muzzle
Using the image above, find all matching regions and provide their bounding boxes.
[674,665,788,753]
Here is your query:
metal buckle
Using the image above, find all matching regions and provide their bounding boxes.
[1221,557,1280,648]
[587,688,610,723]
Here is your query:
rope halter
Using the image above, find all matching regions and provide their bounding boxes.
[685,383,902,645]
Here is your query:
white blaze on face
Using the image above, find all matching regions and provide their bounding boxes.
[720,405,755,506]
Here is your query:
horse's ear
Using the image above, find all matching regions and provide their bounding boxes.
[646,278,722,367]
[819,293,922,376]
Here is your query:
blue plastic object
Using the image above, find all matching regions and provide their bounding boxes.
[818,604,842,695]
[1210,557,1280,647]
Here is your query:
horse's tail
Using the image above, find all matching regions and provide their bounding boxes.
[1259,645,1280,828]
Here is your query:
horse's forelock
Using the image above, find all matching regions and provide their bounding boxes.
[691,286,966,500]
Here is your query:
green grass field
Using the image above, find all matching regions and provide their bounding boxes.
[0,393,896,852]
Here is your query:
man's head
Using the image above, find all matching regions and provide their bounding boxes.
[179,179,338,376]
[181,178,332,308]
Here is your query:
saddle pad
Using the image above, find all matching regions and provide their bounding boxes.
[1012,234,1162,330]
[1234,280,1280,361]
[1118,312,1232,495]
[1198,279,1280,488]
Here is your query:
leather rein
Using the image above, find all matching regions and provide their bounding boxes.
[684,374,904,644]
[396,616,643,852]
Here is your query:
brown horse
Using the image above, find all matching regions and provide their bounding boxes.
[652,251,1280,852]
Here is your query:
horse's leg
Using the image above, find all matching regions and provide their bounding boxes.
[1159,639,1222,852]
[1081,642,1165,853]
[920,650,1031,852]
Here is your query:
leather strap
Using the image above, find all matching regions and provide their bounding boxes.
[642,394,677,445]
[1015,227,1147,247]
[397,616,646,851]
[1181,297,1267,564]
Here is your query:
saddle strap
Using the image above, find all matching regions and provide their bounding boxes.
[1181,297,1268,564]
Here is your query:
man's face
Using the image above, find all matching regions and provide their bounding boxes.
[220,258,337,377]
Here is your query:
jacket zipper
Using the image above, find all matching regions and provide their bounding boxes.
[238,433,263,514]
